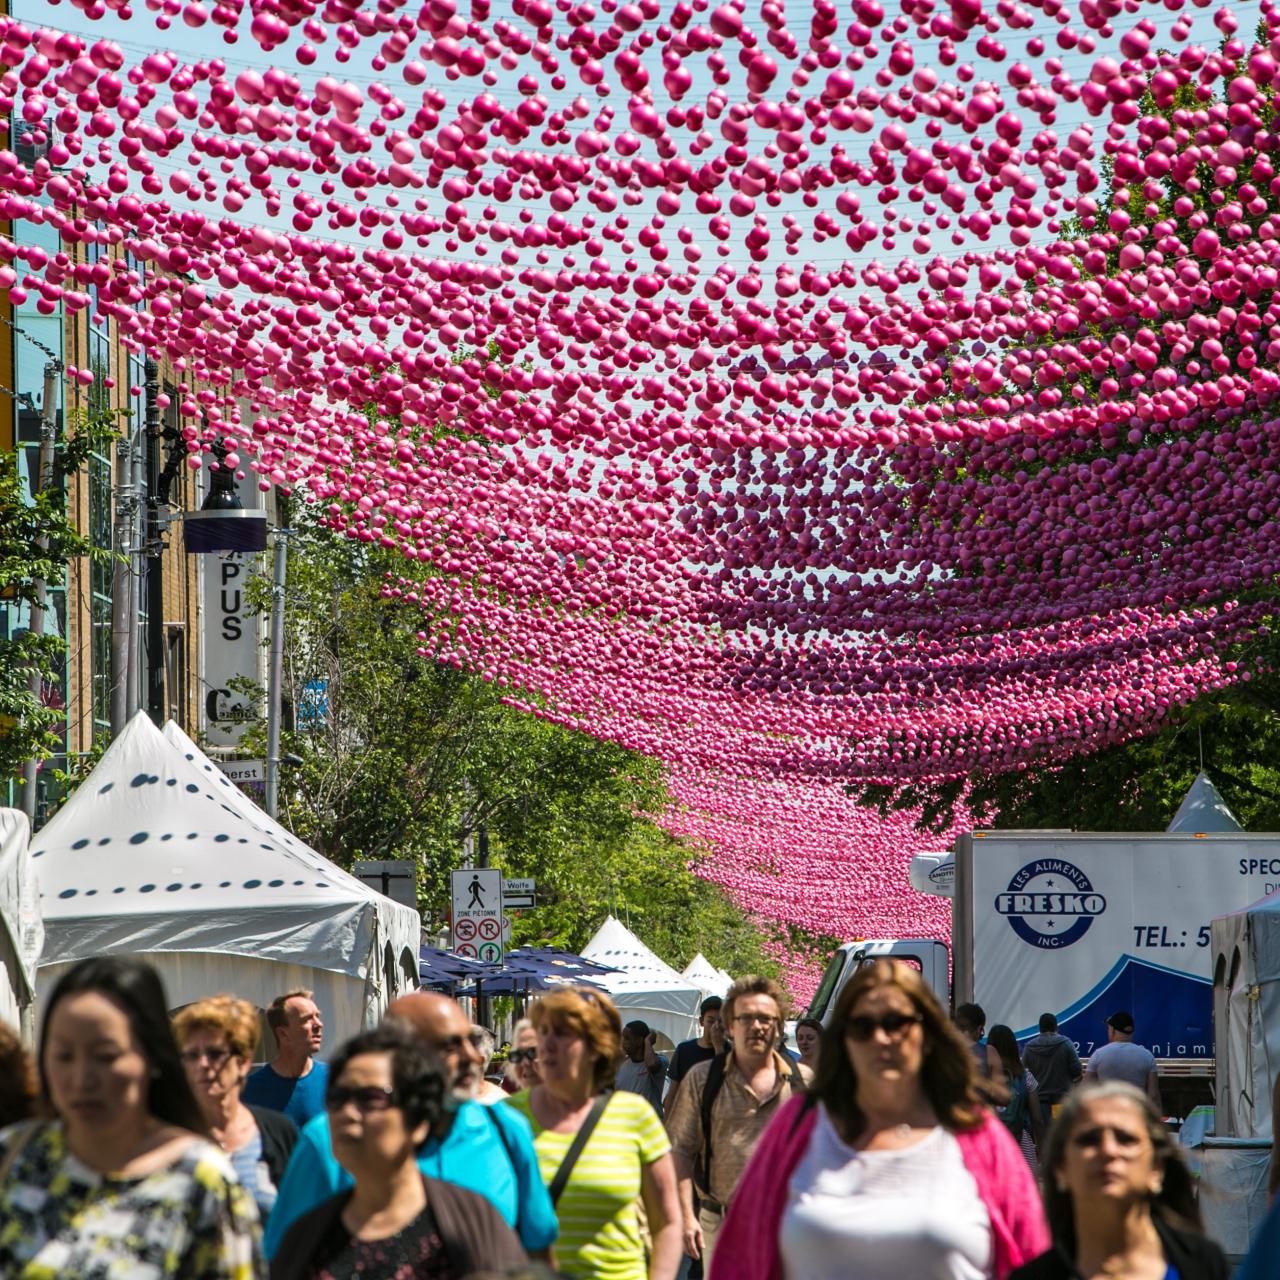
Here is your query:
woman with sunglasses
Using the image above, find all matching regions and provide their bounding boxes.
[712,960,1048,1280]
[505,1019,542,1094]
[1008,1082,1228,1280]
[0,956,262,1279]
[270,1024,527,1280]
[174,996,298,1221]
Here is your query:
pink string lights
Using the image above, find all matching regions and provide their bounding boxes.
[7,0,1280,993]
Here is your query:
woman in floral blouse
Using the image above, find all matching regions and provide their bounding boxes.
[0,956,264,1279]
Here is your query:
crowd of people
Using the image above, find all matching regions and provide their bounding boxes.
[0,954,1274,1279]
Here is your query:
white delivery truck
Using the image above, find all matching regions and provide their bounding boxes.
[807,830,1280,1111]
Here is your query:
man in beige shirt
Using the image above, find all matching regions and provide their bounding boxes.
[667,975,810,1269]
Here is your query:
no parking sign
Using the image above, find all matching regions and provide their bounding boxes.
[451,868,504,965]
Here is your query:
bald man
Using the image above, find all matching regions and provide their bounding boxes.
[265,994,557,1259]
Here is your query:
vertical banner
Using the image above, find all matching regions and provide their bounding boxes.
[201,551,262,746]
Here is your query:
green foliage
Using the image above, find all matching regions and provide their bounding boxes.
[233,504,776,979]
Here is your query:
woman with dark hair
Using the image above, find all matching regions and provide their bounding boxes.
[1009,1081,1229,1280]
[271,1024,527,1280]
[0,956,263,1278]
[711,960,1048,1280]
[0,1021,37,1127]
[504,987,682,1279]
[986,1025,1045,1175]
[793,1017,823,1072]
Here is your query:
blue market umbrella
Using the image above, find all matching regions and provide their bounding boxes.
[419,944,501,991]
[454,946,621,998]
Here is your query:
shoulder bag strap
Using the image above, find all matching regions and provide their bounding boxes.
[698,1052,728,1194]
[485,1104,517,1172]
[548,1092,611,1207]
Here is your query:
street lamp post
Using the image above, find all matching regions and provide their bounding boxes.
[143,358,165,723]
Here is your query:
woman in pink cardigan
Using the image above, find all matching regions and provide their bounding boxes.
[710,960,1048,1280]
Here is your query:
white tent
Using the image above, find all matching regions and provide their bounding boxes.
[682,952,729,1000]
[1168,771,1243,833]
[582,916,702,1047]
[1211,889,1280,1140]
[0,808,43,1038]
[32,712,420,1051]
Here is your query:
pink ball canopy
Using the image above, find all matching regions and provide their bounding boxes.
[7,0,1279,996]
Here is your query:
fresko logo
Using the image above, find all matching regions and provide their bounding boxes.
[995,859,1107,949]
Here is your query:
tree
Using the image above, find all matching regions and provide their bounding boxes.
[232,502,779,978]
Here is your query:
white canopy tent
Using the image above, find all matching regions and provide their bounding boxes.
[0,808,43,1038]
[582,916,702,1047]
[682,952,730,1000]
[1212,889,1280,1140]
[32,712,420,1051]
[1168,771,1243,833]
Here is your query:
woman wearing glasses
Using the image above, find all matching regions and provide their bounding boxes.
[505,1019,542,1093]
[712,960,1049,1280]
[174,995,298,1220]
[505,987,682,1279]
[0,956,262,1279]
[271,1024,527,1280]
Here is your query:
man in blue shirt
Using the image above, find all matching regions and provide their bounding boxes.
[264,993,557,1259]
[242,989,329,1128]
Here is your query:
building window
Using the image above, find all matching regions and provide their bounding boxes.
[166,625,186,728]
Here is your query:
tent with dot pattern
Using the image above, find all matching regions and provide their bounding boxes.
[31,711,420,1048]
[0,807,42,1038]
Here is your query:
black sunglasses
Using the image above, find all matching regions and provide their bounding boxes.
[325,1085,397,1114]
[508,1048,538,1064]
[844,1012,923,1042]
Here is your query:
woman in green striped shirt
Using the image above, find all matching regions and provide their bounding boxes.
[504,988,681,1280]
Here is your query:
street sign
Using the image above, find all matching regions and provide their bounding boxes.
[502,876,536,910]
[222,758,264,785]
[353,859,418,912]
[451,868,503,965]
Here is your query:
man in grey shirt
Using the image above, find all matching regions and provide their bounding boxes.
[1085,1010,1160,1109]
[616,1019,668,1113]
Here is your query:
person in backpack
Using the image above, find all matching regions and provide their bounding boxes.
[1019,1013,1082,1114]
[667,976,811,1271]
[504,987,682,1280]
[988,1025,1045,1175]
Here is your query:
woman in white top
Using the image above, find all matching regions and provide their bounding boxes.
[710,960,1049,1280]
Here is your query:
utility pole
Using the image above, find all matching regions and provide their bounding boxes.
[143,358,164,724]
[264,526,290,819]
[109,426,138,735]
[19,359,62,822]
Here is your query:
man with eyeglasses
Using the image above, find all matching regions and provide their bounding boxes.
[667,975,810,1271]
[263,993,558,1261]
